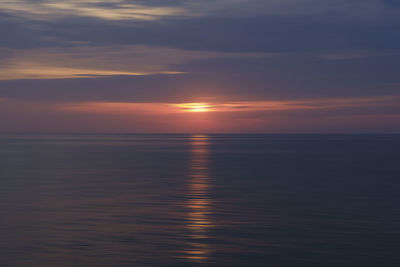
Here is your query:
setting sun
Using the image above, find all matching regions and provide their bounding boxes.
[174,103,214,112]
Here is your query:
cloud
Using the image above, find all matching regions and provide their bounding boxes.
[0,45,188,80]
[1,51,400,103]
[0,0,185,21]
[170,96,400,113]
[2,0,396,21]
[0,46,268,80]
[35,13,400,54]
[382,0,400,7]
[1,0,399,54]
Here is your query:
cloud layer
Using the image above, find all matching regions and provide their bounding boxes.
[0,0,399,132]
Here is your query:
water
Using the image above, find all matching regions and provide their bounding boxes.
[0,134,399,266]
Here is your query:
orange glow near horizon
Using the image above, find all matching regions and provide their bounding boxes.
[2,96,400,133]
[59,95,400,116]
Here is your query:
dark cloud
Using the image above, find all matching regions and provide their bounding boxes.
[40,14,400,53]
[125,0,188,7]
[382,0,400,7]
[0,13,42,49]
[1,2,400,53]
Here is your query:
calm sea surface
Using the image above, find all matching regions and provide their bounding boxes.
[0,134,399,266]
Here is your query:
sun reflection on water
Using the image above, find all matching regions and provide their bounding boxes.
[184,134,213,262]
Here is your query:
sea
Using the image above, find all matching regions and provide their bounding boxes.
[0,134,399,266]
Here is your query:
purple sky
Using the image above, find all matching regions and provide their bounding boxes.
[0,0,399,133]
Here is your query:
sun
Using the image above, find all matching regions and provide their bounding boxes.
[188,103,211,112]
[174,103,213,112]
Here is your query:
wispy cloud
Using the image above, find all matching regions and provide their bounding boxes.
[1,0,387,21]
[172,96,400,112]
[0,0,185,21]
[0,46,268,80]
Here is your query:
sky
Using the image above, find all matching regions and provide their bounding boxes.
[0,0,399,133]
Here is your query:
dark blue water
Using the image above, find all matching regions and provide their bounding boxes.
[0,134,399,266]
